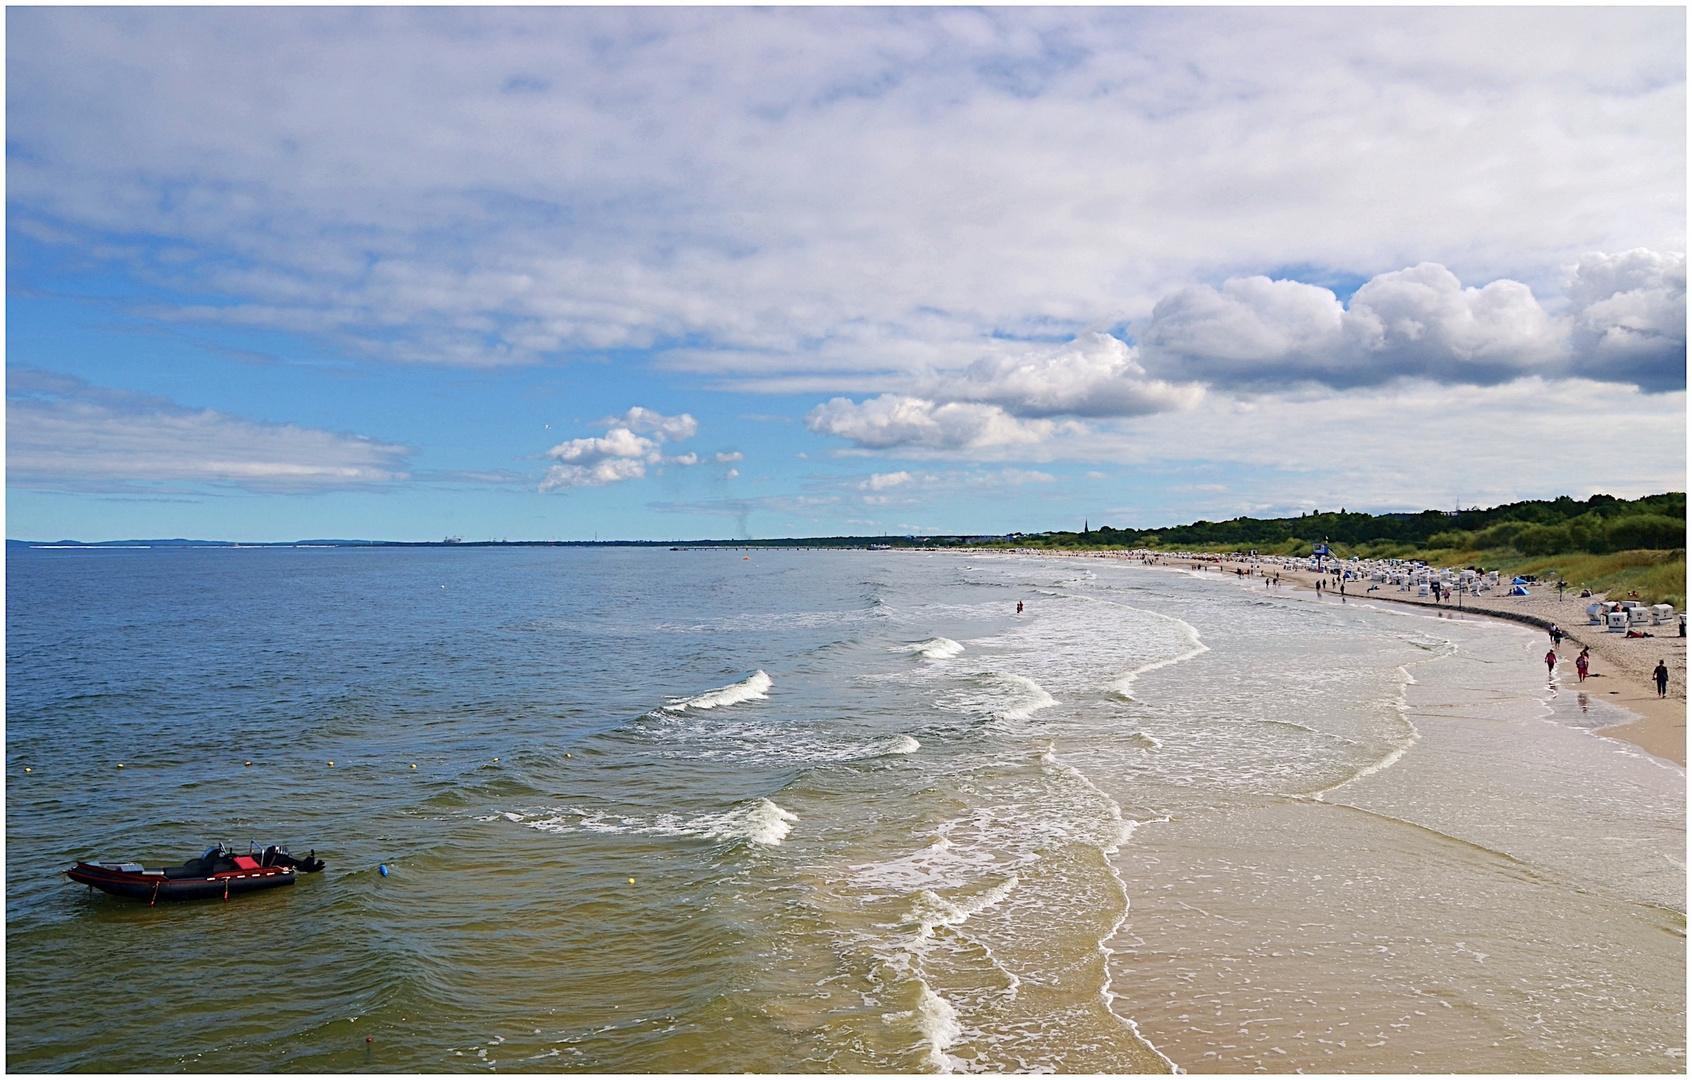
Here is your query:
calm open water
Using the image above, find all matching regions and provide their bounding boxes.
[6,546,1684,1072]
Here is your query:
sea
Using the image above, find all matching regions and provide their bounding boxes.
[5,545,1685,1072]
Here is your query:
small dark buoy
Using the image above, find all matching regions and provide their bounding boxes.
[379,864,389,877]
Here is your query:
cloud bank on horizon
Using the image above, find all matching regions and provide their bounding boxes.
[5,7,1684,536]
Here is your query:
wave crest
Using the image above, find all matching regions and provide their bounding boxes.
[698,798,798,845]
[500,796,798,846]
[939,672,1056,722]
[906,637,964,660]
[666,670,772,711]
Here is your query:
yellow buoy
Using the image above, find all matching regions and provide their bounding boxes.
[117,764,124,769]
[493,757,499,762]
[410,763,417,769]
[628,877,635,885]
[24,767,31,773]
[565,753,571,758]
[245,761,252,766]
[328,761,335,767]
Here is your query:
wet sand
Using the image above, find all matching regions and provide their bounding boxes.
[1084,551,1687,1073]
[1215,558,1686,767]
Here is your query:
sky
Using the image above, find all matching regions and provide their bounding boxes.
[6,6,1686,542]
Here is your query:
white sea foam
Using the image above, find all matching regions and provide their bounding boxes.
[939,672,1056,722]
[887,735,922,755]
[1109,611,1209,700]
[665,670,772,711]
[906,637,965,660]
[500,797,797,846]
[915,983,964,1072]
[697,798,798,846]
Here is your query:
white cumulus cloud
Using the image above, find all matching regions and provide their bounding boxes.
[1565,249,1686,391]
[799,332,1201,454]
[540,406,703,491]
[859,471,914,491]
[1139,255,1684,390]
[933,333,1204,418]
[617,406,700,441]
[805,395,1070,453]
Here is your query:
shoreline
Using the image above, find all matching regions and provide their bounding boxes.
[962,546,1686,767]
[1230,559,1685,766]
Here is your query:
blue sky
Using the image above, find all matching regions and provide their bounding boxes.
[7,7,1686,542]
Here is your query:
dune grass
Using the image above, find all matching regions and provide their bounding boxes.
[1421,547,1685,608]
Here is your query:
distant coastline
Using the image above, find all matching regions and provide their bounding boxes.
[6,536,939,550]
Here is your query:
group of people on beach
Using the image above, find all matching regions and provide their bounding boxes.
[1543,625,1672,699]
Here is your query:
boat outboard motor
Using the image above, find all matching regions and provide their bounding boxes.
[267,847,326,873]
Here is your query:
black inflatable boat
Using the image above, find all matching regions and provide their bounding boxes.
[67,843,325,904]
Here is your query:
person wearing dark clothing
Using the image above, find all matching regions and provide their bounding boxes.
[1654,661,1670,698]
[1544,649,1557,677]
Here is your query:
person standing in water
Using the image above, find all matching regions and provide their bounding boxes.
[1576,648,1590,682]
[1654,660,1670,698]
[1544,648,1558,677]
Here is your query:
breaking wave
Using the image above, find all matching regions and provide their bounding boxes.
[886,735,922,755]
[498,797,798,846]
[664,670,772,711]
[697,798,799,846]
[939,672,1056,722]
[906,637,965,660]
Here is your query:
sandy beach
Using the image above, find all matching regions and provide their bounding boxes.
[1010,548,1686,767]
[1212,556,1686,766]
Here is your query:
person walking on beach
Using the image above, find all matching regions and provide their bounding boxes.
[1654,660,1670,698]
[1576,648,1589,682]
[1544,648,1557,677]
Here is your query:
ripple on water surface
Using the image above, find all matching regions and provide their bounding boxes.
[5,547,1682,1073]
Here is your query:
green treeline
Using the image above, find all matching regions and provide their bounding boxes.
[1036,492,1685,559]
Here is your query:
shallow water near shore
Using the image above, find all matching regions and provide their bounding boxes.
[6,547,1684,1071]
